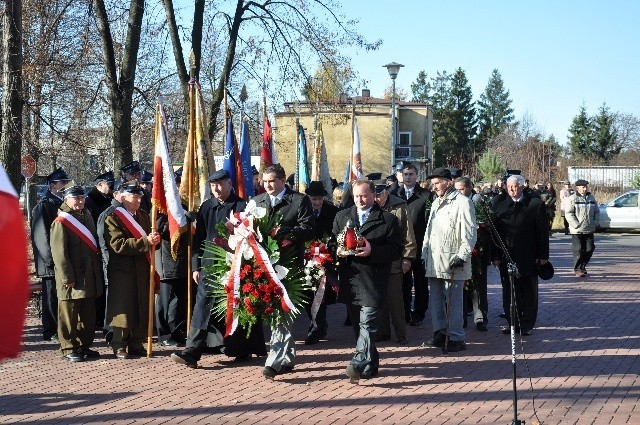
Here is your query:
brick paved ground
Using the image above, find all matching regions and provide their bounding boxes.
[1,233,639,424]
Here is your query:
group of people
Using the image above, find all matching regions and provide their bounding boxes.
[30,158,598,382]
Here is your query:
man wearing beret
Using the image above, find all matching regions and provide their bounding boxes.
[565,179,598,277]
[171,169,267,368]
[492,174,549,336]
[50,183,103,361]
[31,167,71,342]
[421,168,476,352]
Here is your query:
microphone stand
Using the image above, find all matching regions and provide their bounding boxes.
[481,200,524,425]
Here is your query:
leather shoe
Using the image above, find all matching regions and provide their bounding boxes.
[82,348,101,359]
[304,330,327,345]
[262,366,278,380]
[361,368,379,379]
[128,347,146,357]
[170,352,198,368]
[421,331,446,348]
[476,322,488,332]
[62,352,84,362]
[114,349,129,360]
[444,340,466,352]
[281,365,294,374]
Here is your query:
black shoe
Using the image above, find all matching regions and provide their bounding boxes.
[105,331,113,345]
[409,318,423,326]
[421,331,446,348]
[521,329,533,336]
[361,368,378,379]
[476,322,488,332]
[62,352,84,362]
[82,348,101,359]
[262,366,278,380]
[281,365,294,374]
[160,339,179,347]
[170,352,198,368]
[304,330,327,345]
[233,354,251,362]
[345,364,360,383]
[128,347,146,357]
[396,337,408,345]
[444,340,466,352]
[502,326,519,334]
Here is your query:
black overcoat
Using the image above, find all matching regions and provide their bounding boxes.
[333,204,402,308]
[391,185,430,247]
[31,191,63,277]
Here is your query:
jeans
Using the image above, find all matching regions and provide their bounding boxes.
[429,277,465,342]
[347,304,380,375]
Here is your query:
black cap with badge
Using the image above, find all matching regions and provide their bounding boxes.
[95,171,115,184]
[47,167,71,185]
[120,161,142,175]
[119,180,145,195]
[61,181,85,198]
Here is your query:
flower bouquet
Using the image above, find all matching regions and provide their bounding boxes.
[203,200,310,337]
[304,239,338,325]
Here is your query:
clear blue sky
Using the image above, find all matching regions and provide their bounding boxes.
[339,0,640,145]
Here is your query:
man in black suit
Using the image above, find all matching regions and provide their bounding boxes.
[390,163,430,325]
[304,181,339,345]
[252,164,314,379]
[492,174,550,335]
[334,179,402,382]
[171,170,267,368]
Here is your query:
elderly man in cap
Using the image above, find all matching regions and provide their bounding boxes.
[171,169,267,368]
[31,167,72,341]
[421,168,476,353]
[492,174,549,335]
[373,179,415,345]
[303,181,339,345]
[85,171,115,225]
[50,183,103,361]
[565,179,598,277]
[120,161,151,212]
[104,180,161,358]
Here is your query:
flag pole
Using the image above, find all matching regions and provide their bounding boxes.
[186,52,197,335]
[350,100,356,181]
[295,118,300,191]
[147,104,160,358]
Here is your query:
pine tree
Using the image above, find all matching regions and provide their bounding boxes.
[410,70,430,103]
[568,105,593,158]
[477,69,515,150]
[592,103,620,161]
[430,71,451,166]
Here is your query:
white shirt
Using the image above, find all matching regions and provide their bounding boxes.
[270,188,287,207]
[403,184,415,199]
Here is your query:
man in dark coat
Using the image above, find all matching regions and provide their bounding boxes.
[120,161,152,212]
[31,167,71,341]
[390,163,430,325]
[171,169,267,369]
[252,164,314,379]
[334,179,402,382]
[303,181,339,345]
[492,174,550,335]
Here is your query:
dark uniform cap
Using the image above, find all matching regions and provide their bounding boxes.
[426,167,452,180]
[208,169,231,182]
[61,181,85,198]
[538,261,554,281]
[373,179,389,194]
[120,161,142,174]
[113,178,126,192]
[305,181,328,197]
[119,180,145,195]
[365,172,382,181]
[395,161,411,172]
[140,170,153,183]
[47,167,71,184]
[252,165,259,175]
[448,168,463,179]
[95,171,115,184]
[574,179,589,187]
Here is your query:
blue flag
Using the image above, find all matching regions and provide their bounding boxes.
[222,115,237,187]
[239,118,255,198]
[297,124,310,192]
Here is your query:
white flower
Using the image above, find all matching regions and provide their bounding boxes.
[245,199,267,219]
[274,265,288,280]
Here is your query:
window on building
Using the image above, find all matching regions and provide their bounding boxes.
[399,131,412,146]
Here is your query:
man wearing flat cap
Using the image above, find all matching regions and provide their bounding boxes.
[565,179,598,277]
[50,183,103,361]
[31,167,72,341]
[86,171,115,225]
[171,169,267,368]
[104,180,161,358]
[303,181,339,345]
[421,167,476,353]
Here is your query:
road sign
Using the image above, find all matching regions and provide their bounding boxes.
[21,155,36,179]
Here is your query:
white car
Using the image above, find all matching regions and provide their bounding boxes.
[598,190,640,230]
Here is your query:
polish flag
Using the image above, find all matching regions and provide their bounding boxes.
[350,117,364,180]
[0,165,29,360]
[152,103,188,260]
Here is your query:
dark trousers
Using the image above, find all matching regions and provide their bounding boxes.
[572,233,595,272]
[41,277,58,339]
[500,269,538,332]
[472,266,488,324]
[402,259,428,321]
[378,271,406,339]
[347,304,380,375]
[305,302,328,336]
[156,278,188,341]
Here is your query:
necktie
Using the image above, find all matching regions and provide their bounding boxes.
[360,212,369,226]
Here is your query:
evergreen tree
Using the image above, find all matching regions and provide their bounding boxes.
[477,69,515,150]
[430,71,451,166]
[592,103,620,161]
[568,105,593,157]
[410,70,430,103]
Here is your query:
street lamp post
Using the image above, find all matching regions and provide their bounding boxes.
[384,62,404,173]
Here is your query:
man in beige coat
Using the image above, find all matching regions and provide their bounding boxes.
[51,184,103,362]
[421,168,476,352]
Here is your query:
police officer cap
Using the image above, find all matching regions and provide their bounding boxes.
[395,161,411,172]
[95,171,115,184]
[373,179,389,194]
[448,168,463,179]
[47,167,71,184]
[113,178,126,192]
[426,167,452,180]
[538,261,554,281]
[365,172,382,181]
[208,169,231,182]
[140,170,153,183]
[61,181,85,198]
[305,181,327,197]
[120,161,142,174]
[574,179,589,187]
[252,165,259,175]
[120,180,145,195]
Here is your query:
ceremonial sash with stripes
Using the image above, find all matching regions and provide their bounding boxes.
[55,211,99,254]
[112,207,159,284]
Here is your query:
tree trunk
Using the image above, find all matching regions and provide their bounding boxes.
[1,0,24,191]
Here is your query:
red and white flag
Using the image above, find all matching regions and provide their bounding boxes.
[152,102,188,260]
[350,117,364,180]
[0,165,29,360]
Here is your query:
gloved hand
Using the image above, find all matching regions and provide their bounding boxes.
[449,256,465,269]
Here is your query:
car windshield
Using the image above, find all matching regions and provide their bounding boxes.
[613,192,639,207]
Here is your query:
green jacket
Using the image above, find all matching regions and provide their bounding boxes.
[50,204,104,300]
